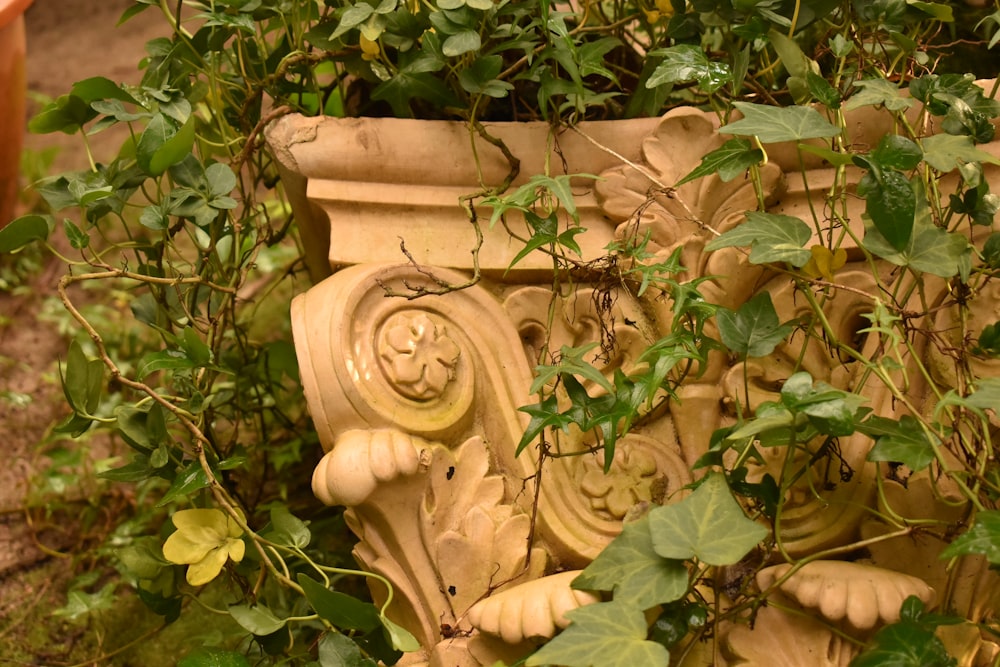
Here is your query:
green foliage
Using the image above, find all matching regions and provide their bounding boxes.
[10,0,1000,664]
[851,597,958,667]
[525,602,670,667]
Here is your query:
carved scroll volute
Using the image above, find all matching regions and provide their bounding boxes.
[291,264,554,659]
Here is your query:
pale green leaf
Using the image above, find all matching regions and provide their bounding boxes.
[230,603,287,636]
[649,473,768,566]
[921,134,1000,172]
[720,102,840,143]
[381,615,420,652]
[573,516,688,609]
[525,602,670,667]
[704,211,812,266]
[845,79,914,112]
[862,219,969,278]
[966,378,1000,412]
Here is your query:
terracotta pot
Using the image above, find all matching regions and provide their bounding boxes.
[0,0,33,227]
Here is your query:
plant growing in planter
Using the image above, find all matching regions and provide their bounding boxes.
[3,0,1000,665]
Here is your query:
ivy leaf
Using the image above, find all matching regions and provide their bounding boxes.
[525,602,670,667]
[845,78,915,112]
[861,415,938,472]
[720,102,840,143]
[704,211,812,266]
[573,515,689,609]
[716,292,794,359]
[649,473,768,566]
[921,134,1000,173]
[646,44,731,93]
[852,601,956,667]
[516,395,574,456]
[940,510,1000,564]
[530,343,613,394]
[862,218,969,278]
[675,138,763,186]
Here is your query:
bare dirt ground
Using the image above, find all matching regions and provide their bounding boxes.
[0,1,165,661]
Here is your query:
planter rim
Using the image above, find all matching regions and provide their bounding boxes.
[0,0,32,28]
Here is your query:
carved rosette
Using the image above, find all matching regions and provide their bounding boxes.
[282,104,1000,667]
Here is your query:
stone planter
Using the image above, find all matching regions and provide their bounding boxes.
[267,106,1000,666]
[0,0,33,227]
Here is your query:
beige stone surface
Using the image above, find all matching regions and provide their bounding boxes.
[270,102,1000,665]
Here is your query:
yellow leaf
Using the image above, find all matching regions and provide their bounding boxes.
[163,508,246,586]
[802,245,846,281]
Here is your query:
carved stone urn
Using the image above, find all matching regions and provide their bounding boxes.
[266,101,1000,666]
[0,0,33,227]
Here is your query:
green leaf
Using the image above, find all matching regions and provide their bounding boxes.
[137,349,196,379]
[0,214,51,252]
[845,78,915,112]
[859,170,915,251]
[573,516,688,609]
[720,102,840,143]
[229,604,287,636]
[675,138,763,186]
[940,510,1000,564]
[525,602,670,667]
[177,647,251,667]
[862,415,937,472]
[704,211,812,266]
[97,455,154,482]
[269,507,311,548]
[649,473,768,566]
[380,615,420,652]
[442,30,481,57]
[156,463,210,507]
[70,76,140,105]
[974,322,1000,358]
[861,218,969,278]
[871,135,923,171]
[63,339,104,415]
[921,134,1000,173]
[318,632,378,667]
[298,574,381,632]
[29,94,97,134]
[63,218,90,250]
[205,162,237,198]
[716,292,795,359]
[907,1,953,21]
[646,44,731,93]
[780,372,863,437]
[852,597,957,667]
[516,395,574,456]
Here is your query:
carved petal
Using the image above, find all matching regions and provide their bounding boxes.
[312,429,425,506]
[757,561,935,630]
[466,571,600,644]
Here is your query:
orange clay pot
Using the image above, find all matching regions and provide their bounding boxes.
[0,0,33,227]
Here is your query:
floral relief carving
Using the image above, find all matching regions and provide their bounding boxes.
[284,106,1000,667]
[378,311,462,400]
